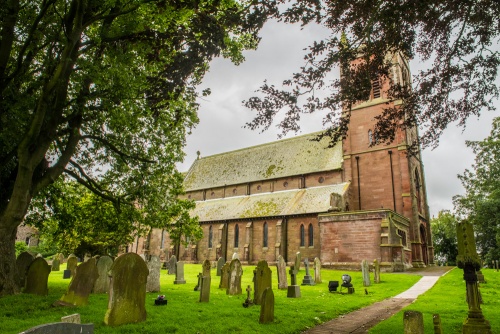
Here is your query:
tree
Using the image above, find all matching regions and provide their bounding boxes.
[245,0,499,152]
[454,117,500,266]
[0,0,273,295]
[430,210,458,265]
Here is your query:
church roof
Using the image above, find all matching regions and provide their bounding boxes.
[191,183,350,221]
[184,132,343,191]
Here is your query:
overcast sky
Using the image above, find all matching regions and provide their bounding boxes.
[178,20,500,218]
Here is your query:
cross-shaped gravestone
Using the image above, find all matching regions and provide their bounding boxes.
[287,265,301,298]
[242,285,254,308]
[301,258,315,286]
[194,273,203,291]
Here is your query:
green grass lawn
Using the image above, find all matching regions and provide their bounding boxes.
[370,268,500,333]
[1,263,420,334]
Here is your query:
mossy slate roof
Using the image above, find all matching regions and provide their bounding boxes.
[184,132,342,191]
[191,183,350,221]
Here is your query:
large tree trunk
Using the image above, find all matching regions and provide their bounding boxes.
[0,222,20,296]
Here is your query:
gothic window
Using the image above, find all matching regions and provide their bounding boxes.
[263,222,268,248]
[415,169,423,213]
[300,224,305,247]
[234,224,239,248]
[208,226,213,248]
[308,224,314,247]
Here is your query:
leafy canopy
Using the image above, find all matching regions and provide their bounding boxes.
[244,0,499,150]
[430,210,458,265]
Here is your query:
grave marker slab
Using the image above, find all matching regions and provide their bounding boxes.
[173,261,186,284]
[313,257,322,284]
[294,252,301,271]
[104,253,148,326]
[232,252,239,260]
[202,259,211,277]
[227,259,243,295]
[167,255,177,275]
[199,276,211,303]
[361,259,371,287]
[93,256,113,293]
[24,257,51,295]
[219,262,230,289]
[51,257,61,271]
[403,310,424,334]
[259,287,274,324]
[253,260,272,305]
[19,323,94,334]
[59,258,98,306]
[216,257,225,276]
[146,255,161,292]
[16,251,35,288]
[276,255,288,290]
[373,259,381,284]
[66,255,78,278]
[61,314,81,324]
[433,314,442,334]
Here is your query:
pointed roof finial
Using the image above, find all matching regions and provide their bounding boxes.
[196,151,201,159]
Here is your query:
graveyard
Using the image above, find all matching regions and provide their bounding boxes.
[2,256,500,334]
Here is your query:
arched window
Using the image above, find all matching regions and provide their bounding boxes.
[263,222,268,248]
[308,224,314,246]
[208,225,213,248]
[415,169,423,213]
[234,224,239,248]
[368,130,373,145]
[300,224,305,247]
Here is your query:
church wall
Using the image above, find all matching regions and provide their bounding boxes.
[286,216,321,263]
[304,171,343,188]
[226,221,246,260]
[250,218,280,263]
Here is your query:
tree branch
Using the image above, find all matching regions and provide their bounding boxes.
[81,135,157,164]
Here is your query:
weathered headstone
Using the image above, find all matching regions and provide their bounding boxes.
[146,255,161,292]
[24,257,51,295]
[276,255,288,290]
[232,252,239,260]
[173,261,186,284]
[93,256,113,293]
[19,323,94,334]
[456,222,492,334]
[66,254,78,278]
[373,259,381,284]
[51,257,61,271]
[216,257,225,276]
[361,259,371,287]
[403,310,424,334]
[199,275,211,302]
[104,253,149,326]
[16,251,35,288]
[433,314,442,334]
[227,258,243,295]
[313,257,322,284]
[294,251,301,271]
[259,287,275,324]
[84,253,92,262]
[243,285,254,307]
[167,255,177,275]
[219,262,230,289]
[287,265,301,298]
[61,313,81,324]
[301,258,315,286]
[253,260,272,305]
[58,258,99,306]
[194,272,203,291]
[202,259,211,277]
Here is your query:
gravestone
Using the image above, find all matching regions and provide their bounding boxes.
[24,257,51,295]
[199,275,211,302]
[242,285,254,307]
[216,257,225,276]
[456,222,492,333]
[301,258,315,286]
[84,253,91,262]
[167,255,177,275]
[66,254,78,278]
[287,265,301,298]
[219,262,230,289]
[194,273,203,291]
[253,260,272,305]
[104,253,149,326]
[61,314,81,324]
[174,261,186,284]
[259,287,274,324]
[202,259,211,277]
[146,255,161,292]
[403,310,424,334]
[93,256,113,293]
[16,251,35,288]
[276,255,288,290]
[51,257,61,271]
[232,252,239,260]
[227,259,243,295]
[19,323,94,334]
[294,251,301,271]
[313,257,322,284]
[373,259,381,284]
[58,253,66,264]
[433,314,442,334]
[59,258,99,306]
[361,259,371,287]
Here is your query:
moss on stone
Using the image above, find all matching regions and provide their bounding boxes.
[241,200,279,218]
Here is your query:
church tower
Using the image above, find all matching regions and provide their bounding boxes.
[342,52,434,267]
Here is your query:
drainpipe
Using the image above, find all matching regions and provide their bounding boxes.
[389,150,396,211]
[355,156,361,210]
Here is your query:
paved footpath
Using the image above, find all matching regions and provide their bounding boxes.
[302,266,454,334]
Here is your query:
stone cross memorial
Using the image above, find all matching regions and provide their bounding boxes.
[227,258,243,295]
[253,260,272,305]
[104,253,149,326]
[146,255,161,292]
[93,256,113,294]
[24,257,51,295]
[59,258,99,306]
[287,265,301,298]
[276,255,288,290]
[301,258,315,286]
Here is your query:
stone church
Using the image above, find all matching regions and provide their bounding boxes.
[130,52,434,271]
